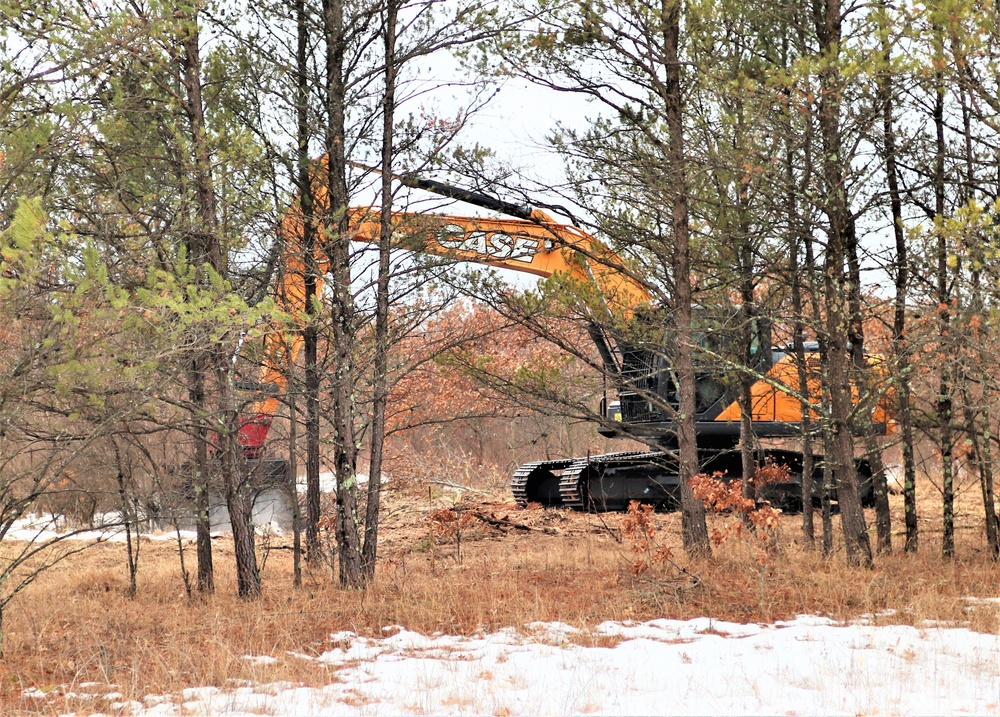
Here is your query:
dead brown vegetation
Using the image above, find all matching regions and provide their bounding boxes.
[1,475,997,716]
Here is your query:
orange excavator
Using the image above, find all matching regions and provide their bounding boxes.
[238,172,891,511]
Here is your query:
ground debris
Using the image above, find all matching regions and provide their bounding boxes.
[471,510,559,535]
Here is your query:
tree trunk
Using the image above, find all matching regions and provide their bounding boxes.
[846,239,891,554]
[822,417,835,556]
[181,8,260,593]
[952,69,999,561]
[792,70,826,550]
[930,25,955,559]
[790,267,815,541]
[323,0,363,587]
[878,1,918,553]
[361,0,398,581]
[190,356,214,593]
[303,276,321,567]
[663,0,709,557]
[786,104,814,543]
[738,188,757,511]
[826,295,872,568]
[813,0,872,568]
[227,484,261,598]
[962,395,999,559]
[113,440,139,597]
[297,0,322,564]
[218,361,261,598]
[287,353,302,587]
[981,410,1000,560]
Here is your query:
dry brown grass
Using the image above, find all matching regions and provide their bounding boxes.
[1,475,998,715]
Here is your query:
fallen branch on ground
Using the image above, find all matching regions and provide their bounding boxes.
[429,480,492,495]
[472,511,558,535]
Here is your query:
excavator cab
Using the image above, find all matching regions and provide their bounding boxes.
[602,307,773,447]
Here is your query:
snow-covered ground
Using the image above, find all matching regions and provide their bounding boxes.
[8,498,1000,715]
[5,512,161,544]
[23,614,1000,716]
[4,470,380,540]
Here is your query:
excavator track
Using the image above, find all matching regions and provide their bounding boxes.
[559,451,668,511]
[513,448,876,513]
[512,451,671,511]
[511,459,574,507]
[555,459,589,511]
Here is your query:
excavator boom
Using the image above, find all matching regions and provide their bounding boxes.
[237,178,651,456]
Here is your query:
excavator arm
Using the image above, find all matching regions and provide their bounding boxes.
[236,202,320,457]
[349,207,650,304]
[237,179,653,457]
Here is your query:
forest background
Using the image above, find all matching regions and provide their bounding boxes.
[3,0,1000,670]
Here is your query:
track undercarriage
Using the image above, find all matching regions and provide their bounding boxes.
[511,449,873,513]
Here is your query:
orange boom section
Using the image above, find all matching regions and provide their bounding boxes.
[349,208,650,311]
[238,200,652,456]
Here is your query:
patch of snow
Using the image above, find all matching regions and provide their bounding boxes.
[6,501,291,543]
[6,513,203,545]
[62,690,98,699]
[855,609,898,625]
[110,699,144,713]
[285,650,316,661]
[6,513,122,544]
[296,471,389,495]
[595,617,764,640]
[100,615,1000,716]
[526,620,581,644]
[918,619,968,628]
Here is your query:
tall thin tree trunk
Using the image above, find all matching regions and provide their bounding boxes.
[302,155,321,570]
[930,25,955,558]
[190,357,214,593]
[113,440,139,597]
[846,237,891,554]
[663,0,709,557]
[286,345,302,587]
[786,95,815,542]
[181,8,260,594]
[811,243,835,557]
[961,394,999,559]
[737,301,756,510]
[794,90,820,544]
[323,0,363,587]
[878,1,918,553]
[822,424,835,556]
[788,31,831,554]
[813,0,872,568]
[729,91,757,512]
[953,48,999,561]
[361,0,398,581]
[981,408,1000,560]
[296,0,322,564]
[790,240,814,540]
[180,7,217,593]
